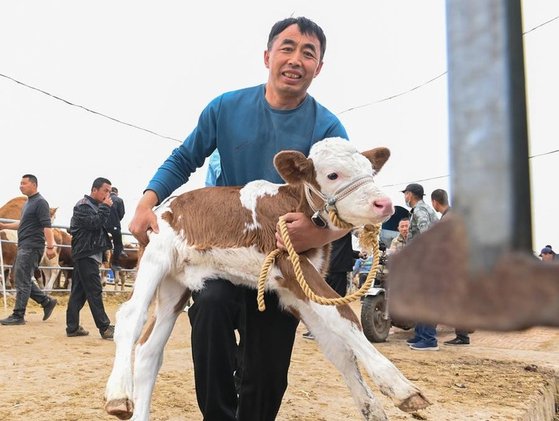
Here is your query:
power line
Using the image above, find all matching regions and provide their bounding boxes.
[0,73,182,143]
[382,149,559,189]
[336,14,559,116]
[0,14,557,145]
[523,15,559,35]
[336,72,447,115]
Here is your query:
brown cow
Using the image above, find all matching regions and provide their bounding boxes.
[105,138,429,420]
[0,230,17,289]
[51,230,73,289]
[103,245,139,291]
[0,196,57,221]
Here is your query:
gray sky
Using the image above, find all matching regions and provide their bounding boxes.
[1,1,557,251]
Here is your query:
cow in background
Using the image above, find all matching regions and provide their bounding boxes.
[50,230,73,290]
[0,196,57,221]
[102,244,139,291]
[0,230,18,289]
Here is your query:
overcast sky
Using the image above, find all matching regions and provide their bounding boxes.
[1,1,557,251]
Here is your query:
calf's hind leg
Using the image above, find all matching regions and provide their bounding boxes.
[279,256,429,416]
[131,280,190,421]
[289,296,388,420]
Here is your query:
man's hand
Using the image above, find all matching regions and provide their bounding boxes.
[128,191,160,247]
[102,195,113,207]
[275,212,349,253]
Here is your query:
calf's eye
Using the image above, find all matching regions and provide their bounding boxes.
[327,173,338,180]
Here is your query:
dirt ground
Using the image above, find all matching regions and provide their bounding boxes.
[1,293,558,421]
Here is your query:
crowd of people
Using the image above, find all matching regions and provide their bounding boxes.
[0,14,556,421]
[0,174,126,341]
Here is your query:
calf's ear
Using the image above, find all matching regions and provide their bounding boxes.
[274,150,315,184]
[362,147,390,172]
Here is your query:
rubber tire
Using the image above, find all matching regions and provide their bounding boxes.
[361,294,391,343]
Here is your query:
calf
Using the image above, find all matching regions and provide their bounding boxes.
[105,138,430,421]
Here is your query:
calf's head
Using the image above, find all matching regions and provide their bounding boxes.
[274,137,394,228]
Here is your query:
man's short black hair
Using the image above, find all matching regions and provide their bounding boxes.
[92,177,112,190]
[267,16,327,61]
[431,189,449,206]
[22,174,38,185]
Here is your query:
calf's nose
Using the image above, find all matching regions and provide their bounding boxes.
[372,196,394,218]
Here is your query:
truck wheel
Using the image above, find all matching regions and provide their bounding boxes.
[361,294,391,342]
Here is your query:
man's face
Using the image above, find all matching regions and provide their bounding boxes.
[398,220,410,238]
[541,252,554,262]
[264,24,323,105]
[431,199,438,212]
[91,183,112,203]
[403,191,412,207]
[19,177,37,197]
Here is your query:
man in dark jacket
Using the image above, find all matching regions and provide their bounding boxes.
[104,186,125,270]
[66,177,114,339]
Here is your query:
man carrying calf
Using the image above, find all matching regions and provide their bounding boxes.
[108,16,429,420]
[126,16,350,420]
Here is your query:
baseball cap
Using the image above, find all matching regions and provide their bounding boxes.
[401,183,424,197]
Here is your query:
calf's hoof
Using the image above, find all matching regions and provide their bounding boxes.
[397,392,431,412]
[105,398,134,420]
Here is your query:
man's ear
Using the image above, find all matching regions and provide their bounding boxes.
[274,150,315,184]
[362,147,390,172]
[313,61,324,78]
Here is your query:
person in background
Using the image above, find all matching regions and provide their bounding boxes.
[402,183,439,351]
[105,186,125,271]
[0,174,58,325]
[66,177,115,340]
[539,245,556,262]
[387,217,410,255]
[127,16,349,420]
[352,251,373,288]
[431,188,472,346]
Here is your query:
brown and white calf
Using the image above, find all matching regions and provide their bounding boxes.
[104,138,430,421]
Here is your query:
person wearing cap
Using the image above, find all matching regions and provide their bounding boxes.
[539,246,556,262]
[401,183,440,351]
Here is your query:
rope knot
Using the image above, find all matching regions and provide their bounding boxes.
[257,217,382,312]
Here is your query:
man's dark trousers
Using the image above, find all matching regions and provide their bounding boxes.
[13,248,49,318]
[66,256,111,334]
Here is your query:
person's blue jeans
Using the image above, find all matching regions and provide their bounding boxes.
[414,323,438,345]
[13,247,49,318]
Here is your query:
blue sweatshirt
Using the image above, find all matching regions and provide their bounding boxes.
[146,84,347,201]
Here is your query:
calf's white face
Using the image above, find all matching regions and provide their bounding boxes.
[275,137,394,228]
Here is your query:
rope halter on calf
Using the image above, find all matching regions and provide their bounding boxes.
[257,173,383,311]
